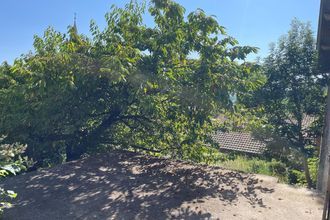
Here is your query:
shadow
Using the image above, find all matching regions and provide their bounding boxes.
[1,151,275,220]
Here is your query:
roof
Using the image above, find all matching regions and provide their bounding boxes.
[211,131,266,155]
[285,114,317,131]
[317,0,330,72]
[211,114,317,155]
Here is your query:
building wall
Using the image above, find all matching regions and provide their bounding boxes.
[317,86,330,193]
[317,0,330,193]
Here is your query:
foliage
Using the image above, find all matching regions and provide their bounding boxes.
[0,0,261,166]
[207,152,288,182]
[200,149,315,186]
[308,157,319,186]
[239,19,324,188]
[288,157,319,187]
[288,169,306,186]
[0,136,31,214]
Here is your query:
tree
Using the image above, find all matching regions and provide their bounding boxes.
[241,19,324,188]
[0,0,260,166]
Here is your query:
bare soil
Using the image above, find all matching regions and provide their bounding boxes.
[1,151,324,220]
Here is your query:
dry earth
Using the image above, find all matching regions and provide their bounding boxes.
[1,151,324,220]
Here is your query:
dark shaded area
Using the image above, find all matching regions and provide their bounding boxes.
[318,0,330,72]
[1,151,274,220]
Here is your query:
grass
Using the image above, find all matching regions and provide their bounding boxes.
[216,155,274,175]
[203,150,318,186]
[198,149,289,182]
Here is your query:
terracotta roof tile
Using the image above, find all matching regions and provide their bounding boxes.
[211,131,266,155]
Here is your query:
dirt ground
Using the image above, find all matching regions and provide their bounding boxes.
[1,151,324,220]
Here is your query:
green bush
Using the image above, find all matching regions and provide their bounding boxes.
[182,147,318,187]
[0,169,17,212]
[308,157,319,187]
[285,157,318,187]
[288,169,306,186]
[269,160,288,181]
[269,161,286,175]
[0,136,32,214]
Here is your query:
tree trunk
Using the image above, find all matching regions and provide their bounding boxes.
[65,109,122,161]
[302,156,313,188]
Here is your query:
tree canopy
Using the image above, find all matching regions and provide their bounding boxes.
[240,19,324,187]
[0,0,261,166]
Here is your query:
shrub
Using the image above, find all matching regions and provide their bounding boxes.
[268,160,288,182]
[286,157,318,187]
[288,169,306,186]
[308,157,319,187]
[0,136,32,214]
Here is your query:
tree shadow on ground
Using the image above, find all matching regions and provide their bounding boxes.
[1,151,274,220]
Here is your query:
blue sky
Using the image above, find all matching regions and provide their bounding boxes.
[0,0,320,64]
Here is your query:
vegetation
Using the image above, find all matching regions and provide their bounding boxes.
[218,155,320,186]
[192,147,318,186]
[240,19,324,188]
[0,136,32,214]
[0,0,324,192]
[0,0,262,167]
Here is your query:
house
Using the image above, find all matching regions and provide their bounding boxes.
[211,114,318,156]
[211,131,266,155]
